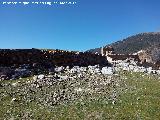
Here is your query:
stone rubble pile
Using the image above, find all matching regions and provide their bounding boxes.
[0,65,122,108]
[101,67,115,75]
[0,49,110,80]
[0,66,32,81]
[113,59,160,74]
[1,58,160,81]
[1,61,159,110]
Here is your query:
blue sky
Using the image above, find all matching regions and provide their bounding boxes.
[0,0,160,51]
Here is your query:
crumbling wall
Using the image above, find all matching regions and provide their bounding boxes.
[137,50,153,63]
[0,49,109,68]
[101,46,114,56]
[0,49,51,67]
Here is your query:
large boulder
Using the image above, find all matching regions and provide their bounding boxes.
[54,66,64,73]
[101,67,114,75]
[37,74,45,79]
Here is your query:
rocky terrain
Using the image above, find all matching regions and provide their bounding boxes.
[0,65,123,119]
[0,64,160,119]
[0,49,109,80]
[0,41,160,119]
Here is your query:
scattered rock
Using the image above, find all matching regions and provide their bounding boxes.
[101,67,114,75]
[11,98,17,102]
[37,74,45,79]
[33,76,38,81]
[54,67,64,73]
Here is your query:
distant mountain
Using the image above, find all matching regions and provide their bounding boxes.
[88,32,160,55]
[87,32,160,64]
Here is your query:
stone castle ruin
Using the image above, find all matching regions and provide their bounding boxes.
[0,49,109,68]
[101,46,115,56]
[101,46,160,69]
[101,46,140,63]
[0,49,111,80]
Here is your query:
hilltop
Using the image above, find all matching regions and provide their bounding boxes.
[88,32,160,54]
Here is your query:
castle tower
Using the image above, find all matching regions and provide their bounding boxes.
[101,46,114,56]
[101,46,104,56]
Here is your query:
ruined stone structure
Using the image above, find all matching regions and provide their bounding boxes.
[101,46,140,63]
[0,49,109,68]
[106,54,140,63]
[49,50,110,67]
[0,49,47,67]
[137,50,153,63]
[101,46,114,56]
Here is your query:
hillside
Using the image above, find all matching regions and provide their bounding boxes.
[88,32,160,54]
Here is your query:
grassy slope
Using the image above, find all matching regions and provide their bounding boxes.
[0,72,160,120]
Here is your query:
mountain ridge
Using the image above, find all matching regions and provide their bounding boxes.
[87,32,160,64]
[88,32,160,54]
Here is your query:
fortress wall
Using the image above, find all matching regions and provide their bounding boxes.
[0,49,109,68]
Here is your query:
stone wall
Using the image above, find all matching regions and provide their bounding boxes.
[137,50,153,63]
[107,54,140,62]
[52,50,109,67]
[0,49,51,67]
[0,49,109,68]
